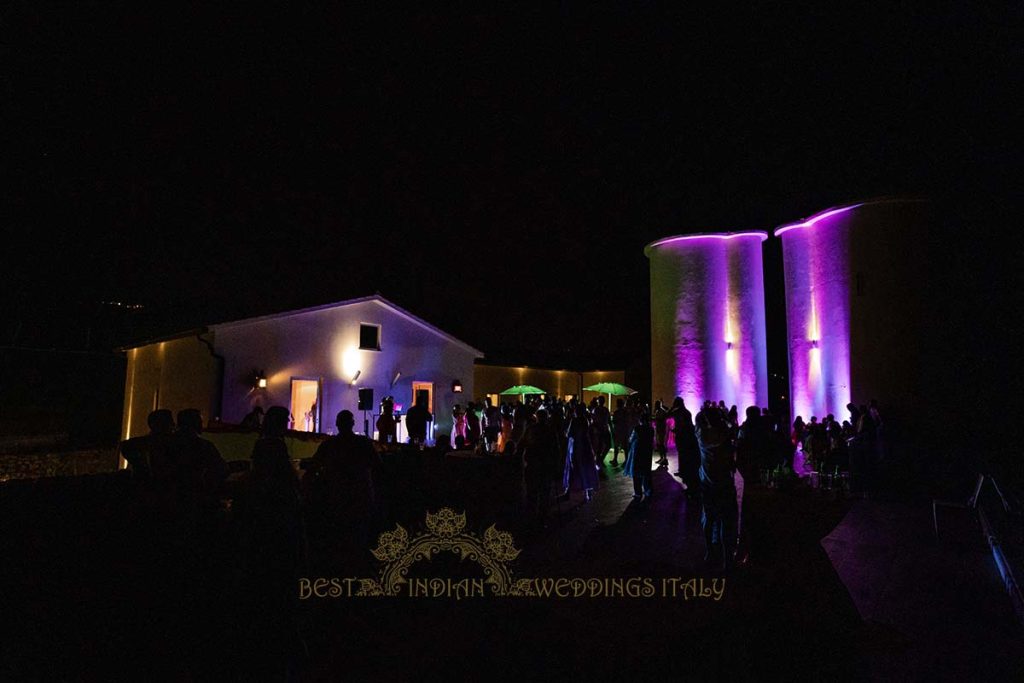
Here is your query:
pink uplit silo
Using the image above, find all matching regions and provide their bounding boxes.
[645,232,769,414]
[775,198,930,425]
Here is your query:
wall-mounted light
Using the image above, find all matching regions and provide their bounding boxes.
[253,370,267,389]
[810,340,819,349]
[391,371,402,388]
[350,370,361,386]
[451,379,463,393]
[726,341,733,350]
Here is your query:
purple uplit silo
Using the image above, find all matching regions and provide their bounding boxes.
[645,232,769,415]
[775,198,930,426]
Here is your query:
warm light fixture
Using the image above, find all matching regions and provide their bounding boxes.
[810,340,819,349]
[451,379,463,393]
[726,341,733,350]
[254,370,268,389]
[391,371,402,387]
[350,370,361,386]
[258,377,268,388]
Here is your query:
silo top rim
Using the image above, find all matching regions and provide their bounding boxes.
[644,231,768,256]
[773,196,928,238]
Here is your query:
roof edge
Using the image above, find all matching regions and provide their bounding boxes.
[773,196,930,237]
[644,231,769,256]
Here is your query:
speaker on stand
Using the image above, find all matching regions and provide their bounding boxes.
[358,387,374,436]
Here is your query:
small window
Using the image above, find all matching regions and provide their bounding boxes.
[359,323,381,350]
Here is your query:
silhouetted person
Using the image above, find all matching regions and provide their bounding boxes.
[561,403,599,501]
[465,401,481,447]
[611,398,630,465]
[240,405,264,431]
[653,399,669,466]
[697,405,738,571]
[376,397,398,445]
[120,408,175,480]
[520,408,562,525]
[304,410,380,570]
[235,405,305,678]
[669,397,700,498]
[624,407,655,501]
[166,409,229,673]
[172,408,228,511]
[405,396,433,444]
[734,406,766,565]
[591,396,612,466]
[482,398,502,452]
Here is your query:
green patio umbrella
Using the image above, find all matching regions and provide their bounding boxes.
[583,382,637,405]
[499,384,546,403]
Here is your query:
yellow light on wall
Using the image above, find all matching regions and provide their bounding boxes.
[342,347,361,379]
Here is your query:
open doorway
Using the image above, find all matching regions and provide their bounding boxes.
[290,378,321,433]
[411,381,434,413]
[411,381,434,441]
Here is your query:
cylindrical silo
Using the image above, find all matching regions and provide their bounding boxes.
[775,198,931,428]
[645,232,769,414]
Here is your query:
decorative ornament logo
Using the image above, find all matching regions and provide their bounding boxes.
[356,507,534,596]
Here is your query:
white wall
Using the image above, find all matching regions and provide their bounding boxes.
[213,299,479,438]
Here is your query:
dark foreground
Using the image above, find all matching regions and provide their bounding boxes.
[1,451,1020,681]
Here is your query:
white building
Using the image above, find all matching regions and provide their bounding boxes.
[120,295,483,442]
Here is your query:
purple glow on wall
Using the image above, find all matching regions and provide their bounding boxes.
[776,208,853,423]
[646,232,768,414]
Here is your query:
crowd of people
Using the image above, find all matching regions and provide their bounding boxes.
[118,392,887,673]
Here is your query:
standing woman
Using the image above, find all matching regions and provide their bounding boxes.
[464,401,481,449]
[560,403,599,501]
[653,400,669,466]
[623,406,655,501]
[669,397,700,498]
[452,404,468,444]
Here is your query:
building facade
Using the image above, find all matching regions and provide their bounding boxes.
[645,232,770,413]
[775,198,932,426]
[120,296,483,442]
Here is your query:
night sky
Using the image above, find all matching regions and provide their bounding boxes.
[3,4,1020,376]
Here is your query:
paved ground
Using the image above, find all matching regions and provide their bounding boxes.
[2,450,1020,681]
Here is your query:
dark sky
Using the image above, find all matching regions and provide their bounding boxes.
[3,3,1020,364]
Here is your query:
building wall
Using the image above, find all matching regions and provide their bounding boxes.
[646,233,769,413]
[776,199,932,429]
[213,299,479,437]
[473,365,626,405]
[120,335,220,440]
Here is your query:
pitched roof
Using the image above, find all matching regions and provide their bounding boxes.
[122,295,484,357]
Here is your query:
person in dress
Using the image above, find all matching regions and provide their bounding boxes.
[452,404,468,443]
[590,396,612,467]
[623,406,655,501]
[696,404,738,571]
[653,399,669,466]
[559,403,599,501]
[669,397,700,498]
[611,398,630,467]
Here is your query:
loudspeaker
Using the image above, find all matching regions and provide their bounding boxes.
[358,388,374,411]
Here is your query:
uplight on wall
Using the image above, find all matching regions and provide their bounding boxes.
[253,370,268,389]
[350,370,362,386]
[451,379,463,393]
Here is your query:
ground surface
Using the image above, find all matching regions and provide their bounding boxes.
[1,449,1020,681]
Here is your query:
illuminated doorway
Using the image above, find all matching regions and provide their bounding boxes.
[290,378,321,432]
[411,381,434,441]
[411,381,434,413]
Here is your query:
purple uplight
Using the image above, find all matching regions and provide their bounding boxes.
[777,207,854,423]
[646,232,768,414]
